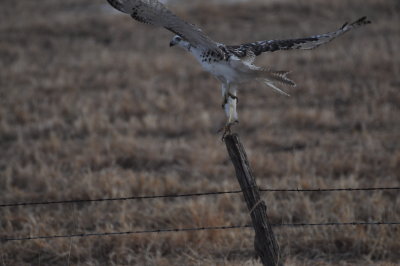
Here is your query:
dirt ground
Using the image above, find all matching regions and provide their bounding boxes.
[1,0,399,265]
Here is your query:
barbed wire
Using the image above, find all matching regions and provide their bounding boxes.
[0,190,243,208]
[2,221,399,242]
[260,187,400,192]
[1,187,399,208]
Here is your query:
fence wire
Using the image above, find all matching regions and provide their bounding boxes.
[1,187,399,208]
[2,221,399,242]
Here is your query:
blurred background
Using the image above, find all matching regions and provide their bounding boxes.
[1,0,399,265]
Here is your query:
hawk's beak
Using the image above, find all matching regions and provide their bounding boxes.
[169,41,176,47]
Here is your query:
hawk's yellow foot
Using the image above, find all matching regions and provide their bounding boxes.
[218,120,239,141]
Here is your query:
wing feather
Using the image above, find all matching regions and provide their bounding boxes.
[227,17,371,57]
[107,0,222,54]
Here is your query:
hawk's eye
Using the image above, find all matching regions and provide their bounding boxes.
[175,36,182,42]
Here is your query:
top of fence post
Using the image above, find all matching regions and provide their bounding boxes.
[224,133,281,266]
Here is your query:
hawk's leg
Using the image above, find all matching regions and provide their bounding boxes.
[221,92,239,108]
[219,83,239,140]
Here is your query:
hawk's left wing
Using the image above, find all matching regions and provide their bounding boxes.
[227,17,371,58]
[107,0,223,55]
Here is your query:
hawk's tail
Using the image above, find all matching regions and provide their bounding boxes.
[257,69,296,96]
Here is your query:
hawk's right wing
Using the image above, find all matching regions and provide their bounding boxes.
[227,17,371,58]
[107,0,222,55]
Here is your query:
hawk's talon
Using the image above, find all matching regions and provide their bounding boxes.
[218,120,239,141]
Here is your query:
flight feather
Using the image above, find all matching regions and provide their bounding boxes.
[227,17,371,57]
[107,0,222,55]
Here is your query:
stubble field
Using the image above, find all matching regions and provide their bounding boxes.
[1,0,399,265]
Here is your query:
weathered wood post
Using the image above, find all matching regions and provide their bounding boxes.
[224,133,281,266]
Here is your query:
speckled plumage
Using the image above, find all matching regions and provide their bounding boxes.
[107,0,371,136]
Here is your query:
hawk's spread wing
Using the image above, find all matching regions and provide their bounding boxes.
[107,0,222,55]
[227,17,371,58]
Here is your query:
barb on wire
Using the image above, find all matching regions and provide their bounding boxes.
[1,187,399,208]
[2,221,399,242]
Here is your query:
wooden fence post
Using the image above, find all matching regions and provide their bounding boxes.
[224,133,281,266]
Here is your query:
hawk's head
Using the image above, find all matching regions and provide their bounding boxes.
[170,35,191,50]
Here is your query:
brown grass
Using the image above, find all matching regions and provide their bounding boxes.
[1,0,399,265]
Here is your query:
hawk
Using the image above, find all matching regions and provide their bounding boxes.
[107,0,370,138]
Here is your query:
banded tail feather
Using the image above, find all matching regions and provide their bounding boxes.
[257,69,296,96]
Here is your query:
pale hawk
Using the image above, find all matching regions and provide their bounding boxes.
[107,0,371,138]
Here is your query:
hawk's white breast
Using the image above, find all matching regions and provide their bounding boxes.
[190,47,241,83]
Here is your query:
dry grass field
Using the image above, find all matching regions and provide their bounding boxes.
[1,0,400,265]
